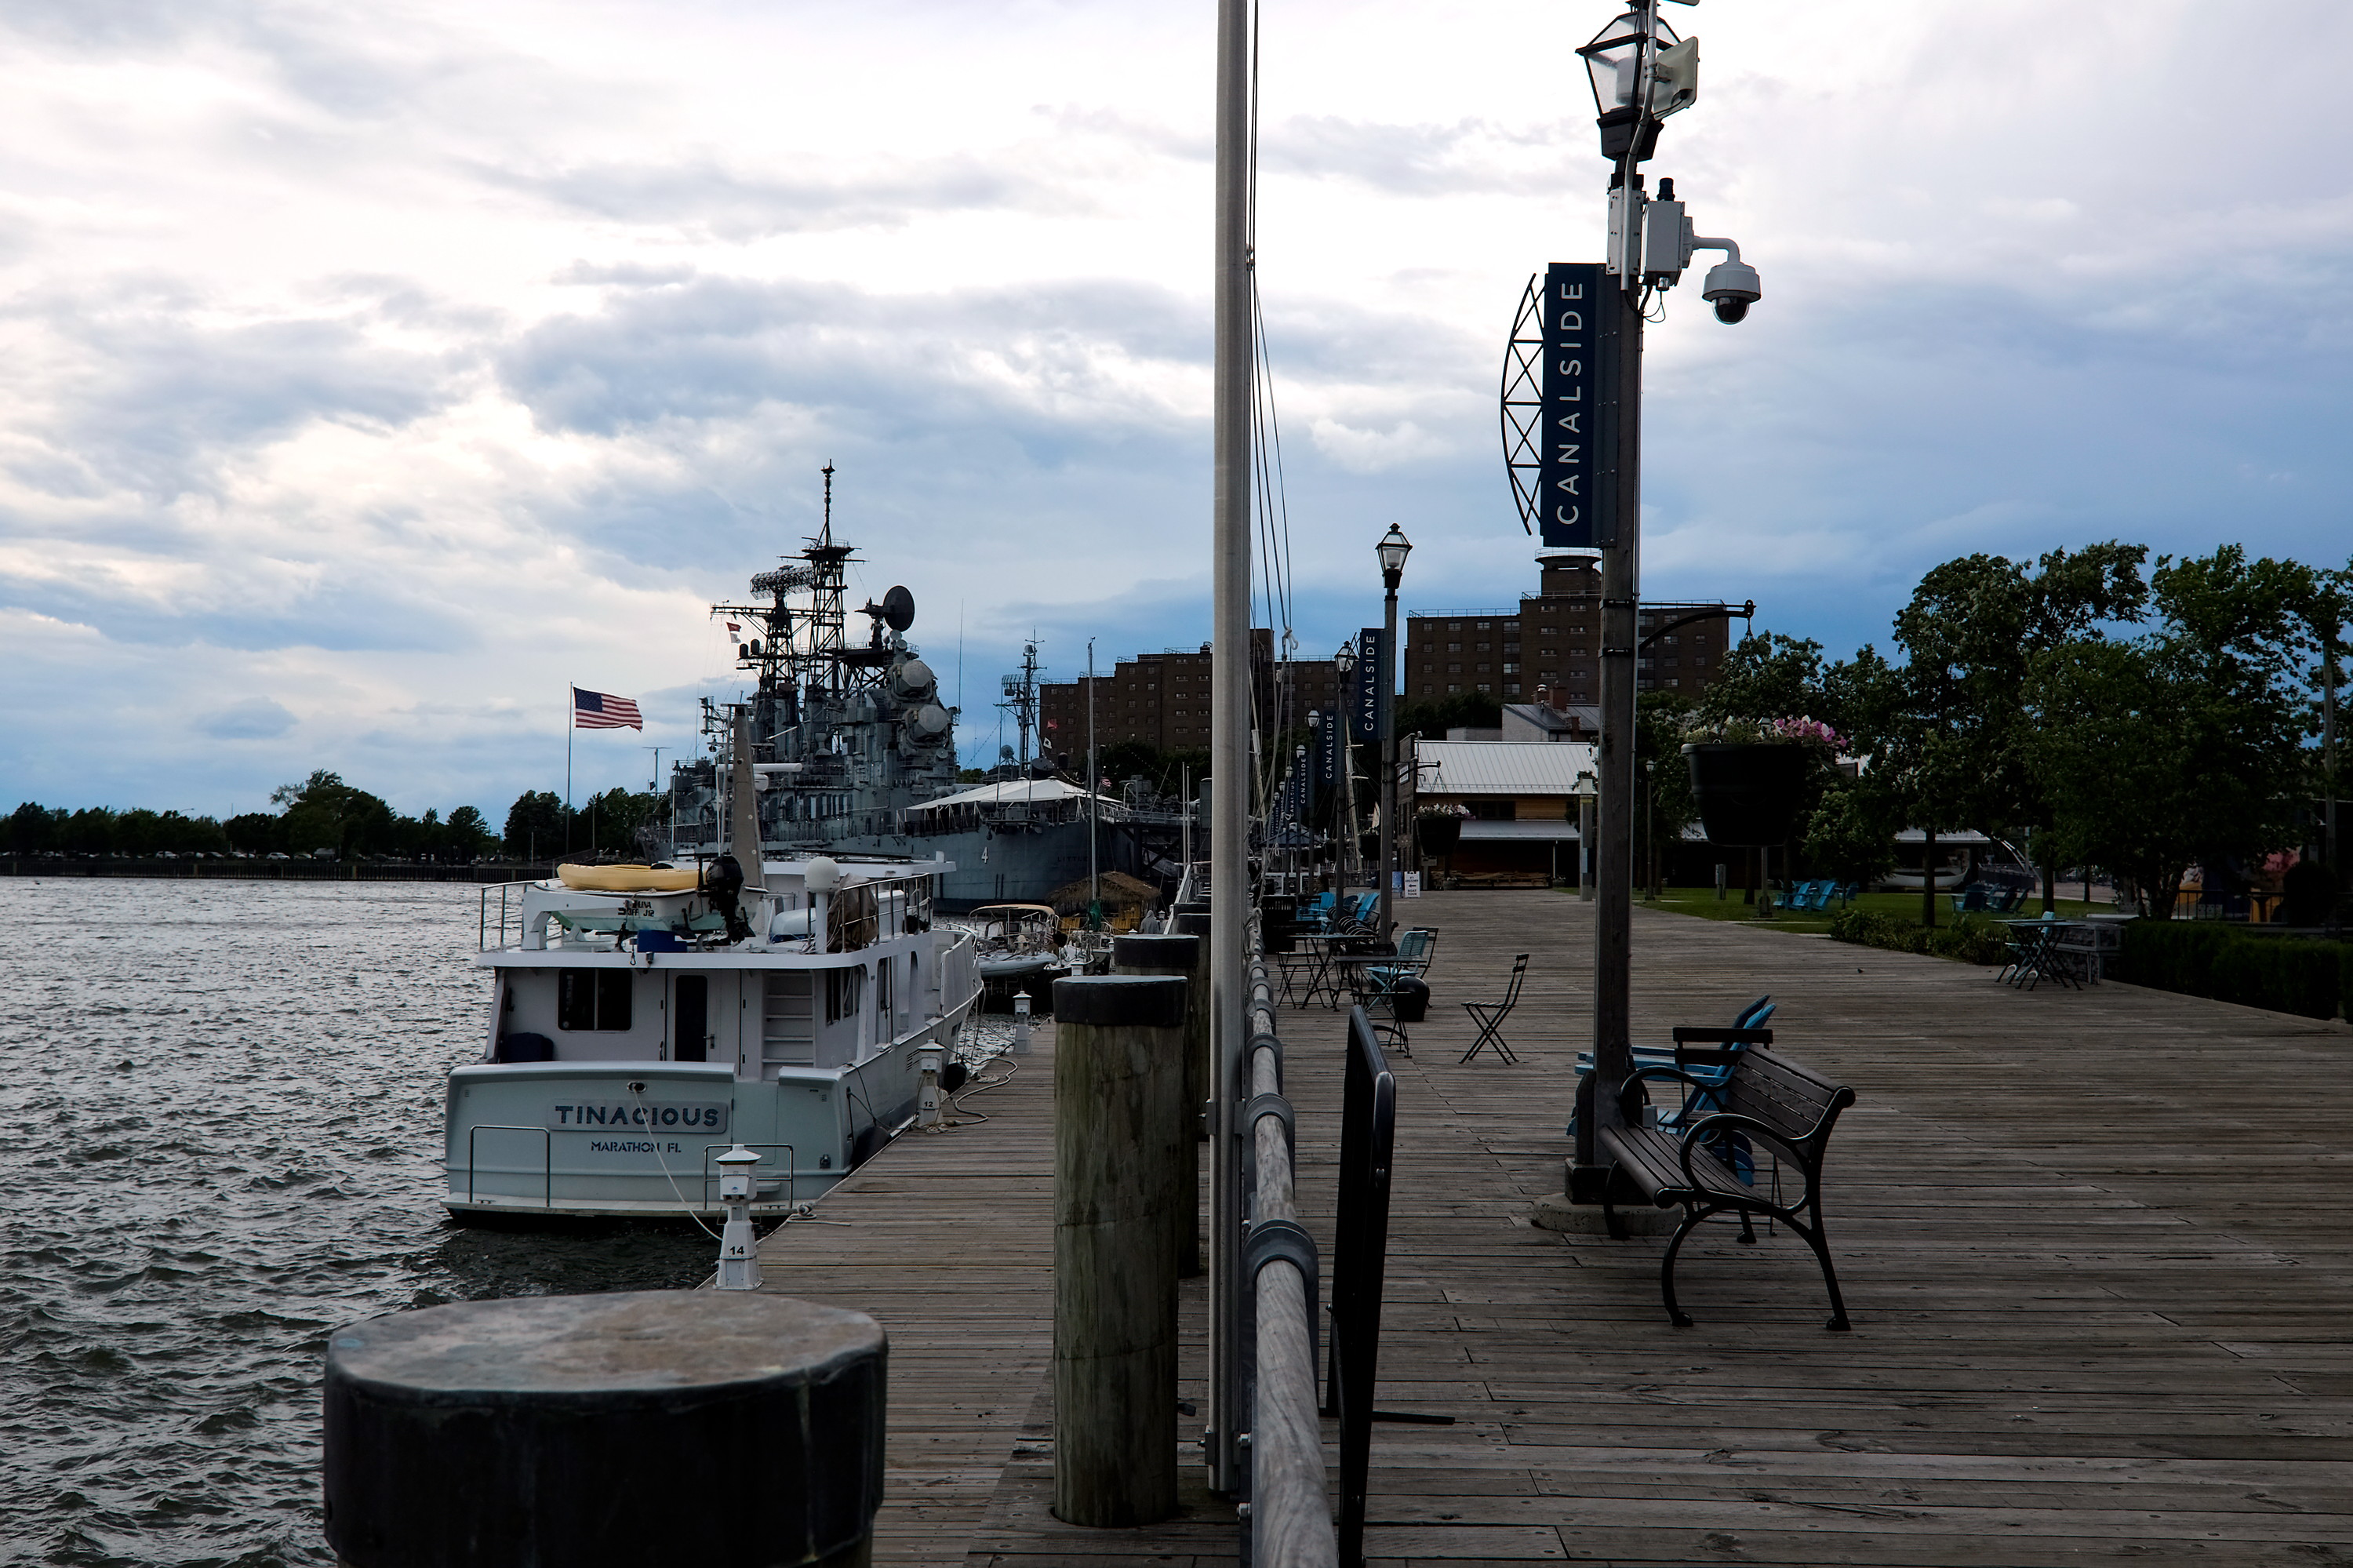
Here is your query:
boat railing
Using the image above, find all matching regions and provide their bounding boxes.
[478,879,540,951]
[464,1124,552,1209]
[700,1143,795,1210]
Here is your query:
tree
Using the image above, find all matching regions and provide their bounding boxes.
[225,811,286,854]
[504,791,569,858]
[445,806,499,861]
[1634,691,1698,895]
[2029,547,2313,916]
[1697,632,1829,729]
[271,769,395,859]
[1892,544,2149,913]
[6,802,59,855]
[1803,782,1899,888]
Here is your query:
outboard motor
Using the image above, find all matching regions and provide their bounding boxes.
[703,855,754,943]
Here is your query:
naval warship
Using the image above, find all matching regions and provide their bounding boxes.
[664,470,1152,911]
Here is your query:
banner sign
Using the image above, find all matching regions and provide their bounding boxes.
[1540,261,1602,549]
[1313,708,1339,806]
[1349,628,1385,742]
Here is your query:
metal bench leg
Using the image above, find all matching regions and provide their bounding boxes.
[1660,1205,1704,1328]
[1794,1214,1852,1332]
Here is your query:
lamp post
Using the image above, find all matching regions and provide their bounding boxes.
[1376,526,1412,942]
[1564,0,1759,1200]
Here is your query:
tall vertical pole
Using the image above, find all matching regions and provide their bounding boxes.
[1206,0,1252,1499]
[1377,584,1400,939]
[1088,640,1100,926]
[1572,255,1645,1195]
[566,688,575,854]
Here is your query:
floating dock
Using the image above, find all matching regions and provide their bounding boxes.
[757,889,2353,1566]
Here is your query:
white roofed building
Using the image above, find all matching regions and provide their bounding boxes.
[1410,739,1597,884]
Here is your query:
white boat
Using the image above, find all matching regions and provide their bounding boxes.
[444,849,980,1221]
[957,902,1071,1002]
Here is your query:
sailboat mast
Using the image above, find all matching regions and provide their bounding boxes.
[1206,0,1251,1499]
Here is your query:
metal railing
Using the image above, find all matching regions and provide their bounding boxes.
[479,879,539,951]
[464,1124,552,1208]
[1230,929,1336,1567]
[700,1143,796,1210]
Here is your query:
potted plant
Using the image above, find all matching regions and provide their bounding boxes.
[1417,803,1468,886]
[1681,717,1842,848]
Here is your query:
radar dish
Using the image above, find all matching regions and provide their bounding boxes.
[882,585,915,632]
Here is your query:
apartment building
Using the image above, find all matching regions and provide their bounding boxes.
[1404,555,1743,706]
[1037,628,1344,754]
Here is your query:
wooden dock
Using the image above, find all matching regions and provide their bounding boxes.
[759,890,2353,1566]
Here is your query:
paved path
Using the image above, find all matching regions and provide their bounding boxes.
[766,892,2353,1566]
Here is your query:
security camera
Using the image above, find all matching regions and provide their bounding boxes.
[1695,239,1760,325]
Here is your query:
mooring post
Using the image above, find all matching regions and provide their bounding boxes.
[1112,932,1207,1279]
[1050,973,1187,1526]
[323,1292,884,1567]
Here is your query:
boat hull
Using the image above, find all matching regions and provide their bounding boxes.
[442,995,976,1221]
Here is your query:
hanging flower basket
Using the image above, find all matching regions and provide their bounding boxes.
[1682,742,1818,847]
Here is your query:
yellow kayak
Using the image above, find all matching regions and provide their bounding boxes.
[555,863,700,893]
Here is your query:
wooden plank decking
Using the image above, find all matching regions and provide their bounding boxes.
[761,891,2353,1566]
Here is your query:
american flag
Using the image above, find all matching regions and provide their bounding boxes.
[573,687,643,730]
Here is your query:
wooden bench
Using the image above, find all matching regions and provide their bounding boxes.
[1598,1043,1857,1332]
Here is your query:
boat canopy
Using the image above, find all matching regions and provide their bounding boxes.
[903,777,1116,814]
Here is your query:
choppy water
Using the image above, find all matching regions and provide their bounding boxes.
[0,881,722,1567]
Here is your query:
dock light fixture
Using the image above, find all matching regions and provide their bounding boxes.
[1012,991,1031,1055]
[916,1046,944,1129]
[714,1144,762,1290]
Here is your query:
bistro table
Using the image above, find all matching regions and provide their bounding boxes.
[1998,916,2087,990]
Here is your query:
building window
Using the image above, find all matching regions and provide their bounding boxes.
[1504,682,1521,694]
[1503,641,1519,653]
[1476,682,1492,692]
[1475,620,1491,630]
[1447,683,1462,693]
[1447,642,1461,653]
[1448,621,1462,631]
[1503,620,1519,631]
[1477,664,1490,673]
[1447,663,1461,673]
[1503,662,1519,674]
[1421,684,1434,693]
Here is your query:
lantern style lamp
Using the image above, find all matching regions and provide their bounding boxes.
[1579,5,1698,166]
[1375,525,1413,593]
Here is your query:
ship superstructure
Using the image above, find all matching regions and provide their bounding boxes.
[665,470,1151,909]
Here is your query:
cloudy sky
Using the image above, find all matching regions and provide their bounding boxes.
[4,0,2348,819]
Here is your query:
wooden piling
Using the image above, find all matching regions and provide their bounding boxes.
[1112,932,1206,1279]
[1049,973,1187,1527]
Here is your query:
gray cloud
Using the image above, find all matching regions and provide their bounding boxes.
[482,156,1071,240]
[198,696,296,739]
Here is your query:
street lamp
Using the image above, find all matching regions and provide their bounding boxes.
[1563,0,1758,1206]
[1375,526,1412,942]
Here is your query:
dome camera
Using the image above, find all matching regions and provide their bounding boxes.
[1700,254,1761,326]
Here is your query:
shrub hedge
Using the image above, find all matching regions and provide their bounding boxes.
[1827,908,2009,967]
[1830,910,2348,1020]
[2111,921,2344,1020]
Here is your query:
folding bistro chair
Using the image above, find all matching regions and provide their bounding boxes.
[1459,953,1529,1064]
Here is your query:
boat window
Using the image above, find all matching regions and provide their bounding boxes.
[826,966,864,1024]
[558,970,635,1031]
[875,957,893,1021]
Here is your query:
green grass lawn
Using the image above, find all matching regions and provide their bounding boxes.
[1632,886,2106,934]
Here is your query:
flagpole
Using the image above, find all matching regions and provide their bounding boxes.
[566,686,574,855]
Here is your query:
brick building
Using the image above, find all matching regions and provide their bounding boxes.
[1037,628,1344,755]
[1404,555,1744,707]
